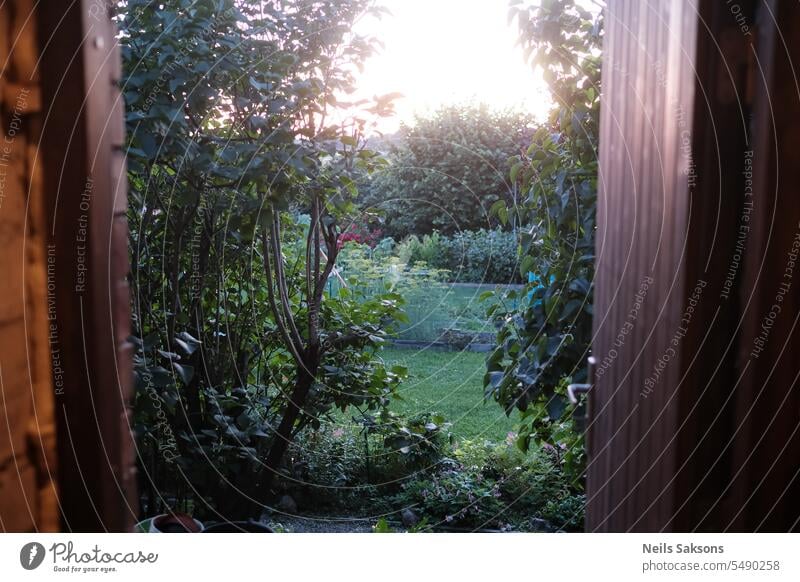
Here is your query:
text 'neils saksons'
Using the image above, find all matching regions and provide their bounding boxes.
[643,543,724,554]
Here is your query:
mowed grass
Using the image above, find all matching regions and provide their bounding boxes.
[379,347,516,442]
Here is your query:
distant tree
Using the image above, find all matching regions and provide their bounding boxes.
[360,104,536,238]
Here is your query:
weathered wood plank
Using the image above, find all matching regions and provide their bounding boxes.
[39,0,135,532]
[0,0,58,532]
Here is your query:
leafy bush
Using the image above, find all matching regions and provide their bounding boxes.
[393,440,584,530]
[123,0,406,518]
[400,229,521,284]
[360,104,535,237]
[540,493,586,532]
[456,441,575,519]
[404,232,444,268]
[274,410,451,513]
[269,410,583,530]
[278,426,371,509]
[338,221,384,249]
[371,411,452,468]
[442,230,520,283]
[395,460,507,528]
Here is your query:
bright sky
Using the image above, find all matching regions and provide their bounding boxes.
[353,0,552,133]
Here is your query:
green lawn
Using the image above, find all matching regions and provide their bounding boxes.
[379,347,516,442]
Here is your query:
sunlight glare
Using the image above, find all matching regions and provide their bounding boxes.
[353,0,552,133]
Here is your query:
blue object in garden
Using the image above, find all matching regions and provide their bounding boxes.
[527,271,554,305]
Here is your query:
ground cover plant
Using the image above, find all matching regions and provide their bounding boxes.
[276,421,584,531]
[265,344,584,531]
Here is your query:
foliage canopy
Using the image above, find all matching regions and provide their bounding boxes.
[361,104,535,238]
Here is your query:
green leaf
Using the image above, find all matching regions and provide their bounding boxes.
[488,371,505,388]
[175,332,201,355]
[519,254,535,276]
[546,395,567,420]
[172,362,194,385]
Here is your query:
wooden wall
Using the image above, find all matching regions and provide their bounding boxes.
[589,0,701,532]
[0,0,134,532]
[725,0,800,531]
[0,0,59,532]
[39,0,137,531]
[591,0,800,531]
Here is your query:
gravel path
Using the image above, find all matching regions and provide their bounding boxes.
[270,515,375,533]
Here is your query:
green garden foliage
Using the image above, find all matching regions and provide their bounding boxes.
[279,427,584,531]
[122,0,406,517]
[391,440,583,531]
[360,104,536,238]
[119,0,592,529]
[333,241,518,343]
[484,0,602,481]
[400,229,522,284]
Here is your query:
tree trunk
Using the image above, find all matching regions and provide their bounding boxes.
[258,343,320,500]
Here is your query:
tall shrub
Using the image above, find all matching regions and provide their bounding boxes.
[122,0,404,517]
[485,0,602,478]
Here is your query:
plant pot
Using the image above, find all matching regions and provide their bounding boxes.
[202,521,273,533]
[136,513,204,533]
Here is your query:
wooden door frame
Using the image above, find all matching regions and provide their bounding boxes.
[38,0,136,531]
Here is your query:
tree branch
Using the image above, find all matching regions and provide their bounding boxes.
[270,211,304,349]
[261,229,303,366]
